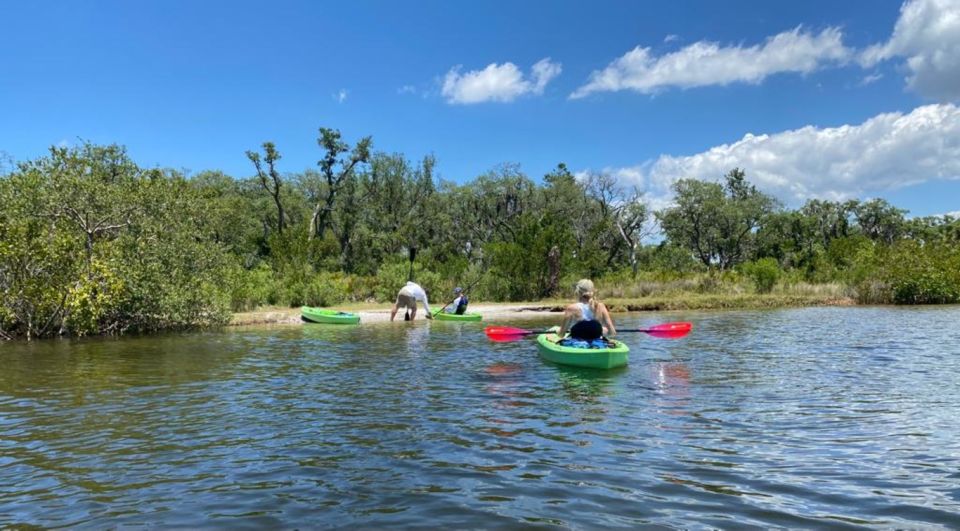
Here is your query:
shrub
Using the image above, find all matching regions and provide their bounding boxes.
[373,261,444,303]
[227,263,275,311]
[741,258,781,294]
[884,241,960,304]
[303,271,351,307]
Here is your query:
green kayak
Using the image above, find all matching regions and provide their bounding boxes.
[433,311,482,322]
[301,306,360,325]
[536,333,629,369]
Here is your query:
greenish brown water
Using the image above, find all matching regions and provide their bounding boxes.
[2,306,960,528]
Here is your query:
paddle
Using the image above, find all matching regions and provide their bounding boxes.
[407,246,417,282]
[485,322,692,342]
[433,273,485,317]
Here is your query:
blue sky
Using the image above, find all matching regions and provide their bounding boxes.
[1,0,958,216]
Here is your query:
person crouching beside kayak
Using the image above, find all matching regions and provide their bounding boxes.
[390,281,434,321]
[556,279,616,341]
[443,286,469,315]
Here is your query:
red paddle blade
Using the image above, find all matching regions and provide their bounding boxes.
[485,326,533,335]
[641,321,692,339]
[643,322,692,333]
[488,335,527,343]
[484,326,533,338]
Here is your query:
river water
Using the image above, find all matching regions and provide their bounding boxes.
[2,306,960,528]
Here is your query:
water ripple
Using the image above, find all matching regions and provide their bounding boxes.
[2,307,960,527]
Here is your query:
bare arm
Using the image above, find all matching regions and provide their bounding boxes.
[598,302,616,336]
[556,304,579,338]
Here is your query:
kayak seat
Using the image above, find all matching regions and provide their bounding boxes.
[558,338,617,349]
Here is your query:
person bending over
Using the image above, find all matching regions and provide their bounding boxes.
[390,281,434,321]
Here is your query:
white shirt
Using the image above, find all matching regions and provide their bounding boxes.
[577,302,595,321]
[399,281,432,314]
[444,295,464,313]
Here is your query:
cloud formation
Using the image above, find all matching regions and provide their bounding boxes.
[571,27,850,98]
[861,0,960,101]
[860,72,884,86]
[600,104,960,204]
[441,58,562,104]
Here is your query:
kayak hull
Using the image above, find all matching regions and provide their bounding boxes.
[301,306,361,325]
[536,334,629,369]
[434,312,482,322]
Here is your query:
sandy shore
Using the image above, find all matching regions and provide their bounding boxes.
[230,294,856,327]
[230,303,562,326]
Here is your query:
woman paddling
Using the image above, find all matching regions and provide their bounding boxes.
[556,279,616,343]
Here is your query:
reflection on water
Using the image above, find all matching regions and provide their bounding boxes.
[2,306,960,528]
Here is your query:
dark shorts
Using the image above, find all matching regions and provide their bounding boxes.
[570,319,603,340]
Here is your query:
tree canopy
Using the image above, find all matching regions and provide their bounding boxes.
[2,134,958,339]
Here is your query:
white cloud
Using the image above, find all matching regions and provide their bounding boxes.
[861,0,960,101]
[597,104,960,205]
[530,58,562,94]
[398,85,417,95]
[860,72,884,85]
[663,34,679,43]
[334,89,348,103]
[441,58,562,104]
[570,27,851,98]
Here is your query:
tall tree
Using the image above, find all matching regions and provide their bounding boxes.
[657,169,777,270]
[582,171,650,275]
[854,198,906,245]
[246,142,286,235]
[801,199,857,248]
[311,128,372,240]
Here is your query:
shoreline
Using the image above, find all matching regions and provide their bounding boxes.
[229,294,857,327]
[229,302,564,326]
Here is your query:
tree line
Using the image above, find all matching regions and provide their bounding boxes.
[1,130,958,339]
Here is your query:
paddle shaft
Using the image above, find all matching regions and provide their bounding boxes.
[407,247,417,282]
[485,321,691,340]
[435,272,485,316]
[505,327,668,336]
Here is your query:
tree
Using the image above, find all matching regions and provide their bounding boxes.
[190,170,264,264]
[801,199,857,248]
[1,143,233,339]
[657,169,777,270]
[582,171,650,277]
[311,128,372,240]
[854,198,906,245]
[246,142,286,235]
[27,143,142,262]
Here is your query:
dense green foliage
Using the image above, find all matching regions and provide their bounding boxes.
[741,258,781,294]
[2,132,959,339]
[0,145,231,339]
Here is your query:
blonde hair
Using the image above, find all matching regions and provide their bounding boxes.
[574,279,599,313]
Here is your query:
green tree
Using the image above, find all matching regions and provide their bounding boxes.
[246,142,287,235]
[854,198,906,245]
[310,128,372,241]
[1,143,233,339]
[657,169,777,270]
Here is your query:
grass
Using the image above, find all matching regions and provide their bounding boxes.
[604,293,854,312]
